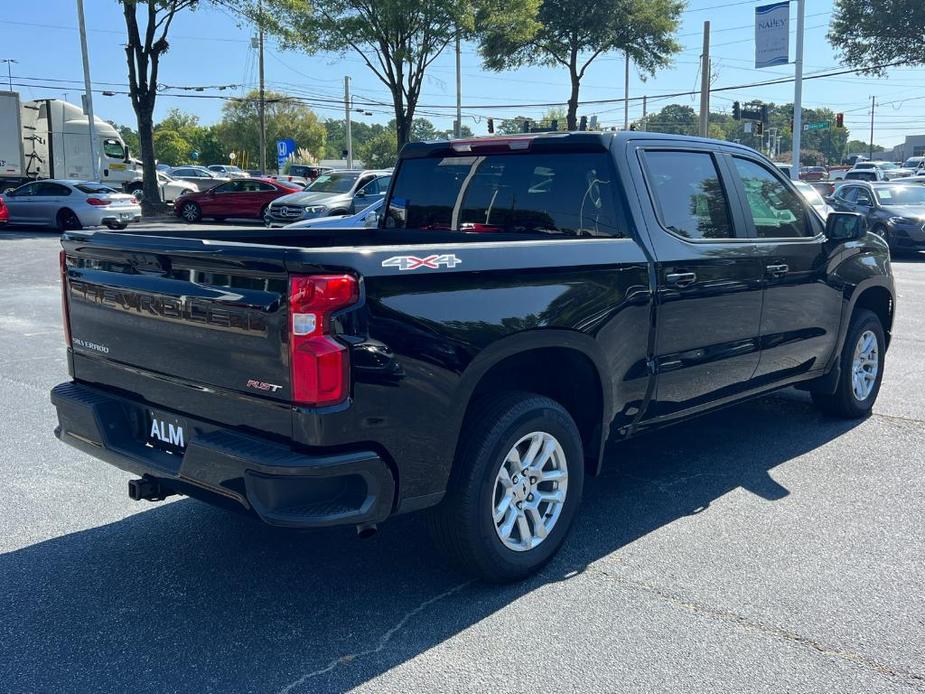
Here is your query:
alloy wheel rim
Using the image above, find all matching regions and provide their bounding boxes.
[182,204,198,221]
[851,329,879,401]
[492,431,568,552]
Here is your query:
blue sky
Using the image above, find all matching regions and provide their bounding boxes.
[2,0,923,148]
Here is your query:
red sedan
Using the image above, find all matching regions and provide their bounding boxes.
[175,178,299,223]
[0,195,7,225]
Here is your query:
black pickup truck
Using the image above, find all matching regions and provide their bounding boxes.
[51,132,894,582]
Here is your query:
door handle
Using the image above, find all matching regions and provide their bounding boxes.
[665,271,697,287]
[766,263,789,278]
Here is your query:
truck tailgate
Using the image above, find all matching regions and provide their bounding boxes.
[63,233,294,418]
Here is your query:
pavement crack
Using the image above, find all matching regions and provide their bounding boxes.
[277,580,473,694]
[589,568,925,691]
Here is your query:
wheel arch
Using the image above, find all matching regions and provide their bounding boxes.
[852,283,894,348]
[451,331,612,477]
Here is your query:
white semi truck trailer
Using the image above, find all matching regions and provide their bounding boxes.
[0,91,143,193]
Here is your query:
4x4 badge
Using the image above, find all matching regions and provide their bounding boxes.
[381,254,461,271]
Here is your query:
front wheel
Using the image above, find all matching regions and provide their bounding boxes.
[179,201,201,223]
[812,308,885,418]
[428,392,584,583]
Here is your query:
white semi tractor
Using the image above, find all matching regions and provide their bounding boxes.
[0,91,143,193]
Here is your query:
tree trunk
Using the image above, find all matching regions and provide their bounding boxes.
[567,70,580,131]
[135,99,160,217]
[394,104,411,152]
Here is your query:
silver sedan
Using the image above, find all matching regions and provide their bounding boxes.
[3,179,141,230]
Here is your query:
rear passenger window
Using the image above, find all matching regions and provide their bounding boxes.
[732,158,811,238]
[643,151,733,240]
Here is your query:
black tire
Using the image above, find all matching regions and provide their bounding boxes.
[56,208,81,231]
[179,201,201,223]
[106,222,128,230]
[812,308,885,418]
[428,392,585,583]
[260,204,270,222]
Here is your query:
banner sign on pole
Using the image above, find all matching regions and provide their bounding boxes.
[276,138,296,169]
[755,2,790,69]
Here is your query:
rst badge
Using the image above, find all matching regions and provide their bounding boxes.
[381,254,461,271]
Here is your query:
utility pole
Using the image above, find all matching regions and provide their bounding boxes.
[454,30,461,138]
[0,59,17,92]
[258,0,266,173]
[869,96,876,160]
[623,53,630,130]
[344,76,353,169]
[790,0,805,180]
[642,95,647,131]
[75,0,98,181]
[699,21,711,137]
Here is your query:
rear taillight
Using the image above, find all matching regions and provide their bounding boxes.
[289,274,358,406]
[59,250,71,346]
[86,197,111,206]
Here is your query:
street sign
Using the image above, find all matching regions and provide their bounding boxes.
[755,2,790,69]
[276,138,296,169]
[805,121,828,130]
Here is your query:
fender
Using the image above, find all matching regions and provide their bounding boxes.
[449,328,617,470]
[825,241,895,374]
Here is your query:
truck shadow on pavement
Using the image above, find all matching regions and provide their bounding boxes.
[0,393,862,693]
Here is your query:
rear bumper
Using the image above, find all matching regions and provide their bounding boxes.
[50,381,395,528]
[77,205,142,227]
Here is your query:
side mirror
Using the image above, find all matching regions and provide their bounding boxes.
[826,211,867,241]
[3,190,14,197]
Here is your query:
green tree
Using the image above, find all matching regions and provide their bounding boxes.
[246,0,479,149]
[828,0,925,73]
[217,90,325,170]
[636,104,697,135]
[358,129,398,168]
[153,128,191,166]
[478,0,683,130]
[120,0,200,213]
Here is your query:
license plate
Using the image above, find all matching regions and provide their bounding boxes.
[146,410,188,454]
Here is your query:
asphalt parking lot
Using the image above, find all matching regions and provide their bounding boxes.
[1,224,924,693]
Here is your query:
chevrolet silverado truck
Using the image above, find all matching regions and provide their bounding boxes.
[51,132,895,582]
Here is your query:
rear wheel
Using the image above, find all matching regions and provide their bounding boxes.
[56,208,81,231]
[428,392,584,583]
[812,308,885,418]
[179,201,201,223]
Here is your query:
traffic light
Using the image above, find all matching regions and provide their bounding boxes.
[522,118,531,133]
[550,119,558,131]
[487,117,494,134]
[579,115,587,131]
[733,101,741,120]
[755,121,764,136]
[836,112,844,128]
